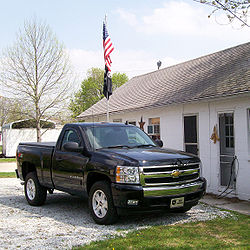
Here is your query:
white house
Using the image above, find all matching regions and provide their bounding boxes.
[2,119,62,157]
[78,42,250,201]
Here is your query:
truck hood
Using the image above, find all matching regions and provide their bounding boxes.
[99,147,200,166]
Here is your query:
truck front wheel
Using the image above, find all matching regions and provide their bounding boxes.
[89,181,118,225]
[24,172,47,206]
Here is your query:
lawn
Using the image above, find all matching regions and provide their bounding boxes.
[0,158,16,163]
[75,212,250,249]
[0,172,16,178]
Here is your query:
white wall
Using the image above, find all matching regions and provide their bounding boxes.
[86,95,250,200]
[2,128,62,157]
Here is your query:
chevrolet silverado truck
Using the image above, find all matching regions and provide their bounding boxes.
[16,122,206,224]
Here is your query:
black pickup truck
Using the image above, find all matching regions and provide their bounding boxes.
[16,122,206,224]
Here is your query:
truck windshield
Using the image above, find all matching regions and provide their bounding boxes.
[85,125,156,150]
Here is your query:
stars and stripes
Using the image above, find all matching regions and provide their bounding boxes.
[103,22,114,72]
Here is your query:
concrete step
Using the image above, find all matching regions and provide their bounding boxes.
[201,194,250,216]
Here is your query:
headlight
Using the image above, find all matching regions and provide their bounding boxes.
[116,166,140,184]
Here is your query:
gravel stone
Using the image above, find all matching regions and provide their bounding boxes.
[0,178,232,249]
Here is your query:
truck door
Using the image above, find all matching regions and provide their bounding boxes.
[52,128,88,194]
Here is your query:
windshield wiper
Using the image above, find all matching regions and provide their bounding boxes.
[97,145,132,150]
[133,144,156,148]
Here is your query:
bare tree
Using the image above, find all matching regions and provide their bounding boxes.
[0,97,28,128]
[195,0,250,27]
[0,18,70,141]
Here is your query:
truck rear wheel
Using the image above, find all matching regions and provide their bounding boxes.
[89,181,118,225]
[24,172,47,206]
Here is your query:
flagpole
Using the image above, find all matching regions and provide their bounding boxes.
[105,14,107,25]
[103,14,113,123]
[105,14,109,122]
[107,98,109,122]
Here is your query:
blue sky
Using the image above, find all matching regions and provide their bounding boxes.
[0,0,249,82]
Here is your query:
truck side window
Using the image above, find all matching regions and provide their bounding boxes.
[61,129,81,149]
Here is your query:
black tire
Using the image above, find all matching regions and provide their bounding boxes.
[24,172,47,206]
[89,181,118,225]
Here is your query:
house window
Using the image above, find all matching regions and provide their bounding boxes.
[225,114,234,148]
[113,119,122,123]
[148,117,160,139]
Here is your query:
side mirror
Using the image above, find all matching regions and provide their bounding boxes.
[155,139,163,148]
[62,142,83,153]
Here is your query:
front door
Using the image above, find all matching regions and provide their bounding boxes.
[184,115,199,155]
[219,113,235,188]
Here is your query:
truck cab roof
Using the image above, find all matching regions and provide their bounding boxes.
[69,122,131,128]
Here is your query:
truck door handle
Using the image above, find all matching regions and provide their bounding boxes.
[56,157,64,162]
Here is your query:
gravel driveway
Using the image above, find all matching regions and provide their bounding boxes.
[0,178,231,250]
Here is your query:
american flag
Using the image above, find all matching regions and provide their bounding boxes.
[103,22,114,72]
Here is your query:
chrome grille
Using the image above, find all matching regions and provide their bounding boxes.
[139,163,200,186]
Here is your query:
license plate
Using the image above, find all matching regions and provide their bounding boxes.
[170,197,184,208]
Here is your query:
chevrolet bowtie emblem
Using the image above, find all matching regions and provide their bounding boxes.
[171,170,182,178]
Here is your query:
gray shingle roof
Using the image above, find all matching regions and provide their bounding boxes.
[78,42,250,119]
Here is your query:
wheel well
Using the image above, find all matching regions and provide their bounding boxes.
[87,172,111,194]
[22,162,36,180]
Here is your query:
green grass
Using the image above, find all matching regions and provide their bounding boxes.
[0,158,16,162]
[0,172,16,178]
[74,213,250,250]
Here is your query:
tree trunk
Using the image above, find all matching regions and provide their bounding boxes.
[36,119,41,142]
[36,102,41,142]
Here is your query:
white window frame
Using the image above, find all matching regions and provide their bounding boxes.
[147,117,160,138]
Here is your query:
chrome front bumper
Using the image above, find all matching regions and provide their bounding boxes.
[143,180,205,197]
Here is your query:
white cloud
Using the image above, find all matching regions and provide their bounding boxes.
[116,8,138,27]
[67,49,103,76]
[67,48,184,84]
[66,49,103,91]
[141,2,201,35]
[116,1,250,40]
[112,50,184,77]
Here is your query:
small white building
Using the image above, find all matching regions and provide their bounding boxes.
[2,119,62,157]
[78,42,250,201]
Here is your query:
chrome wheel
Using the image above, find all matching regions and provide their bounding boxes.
[26,179,36,200]
[92,190,108,218]
[24,172,47,206]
